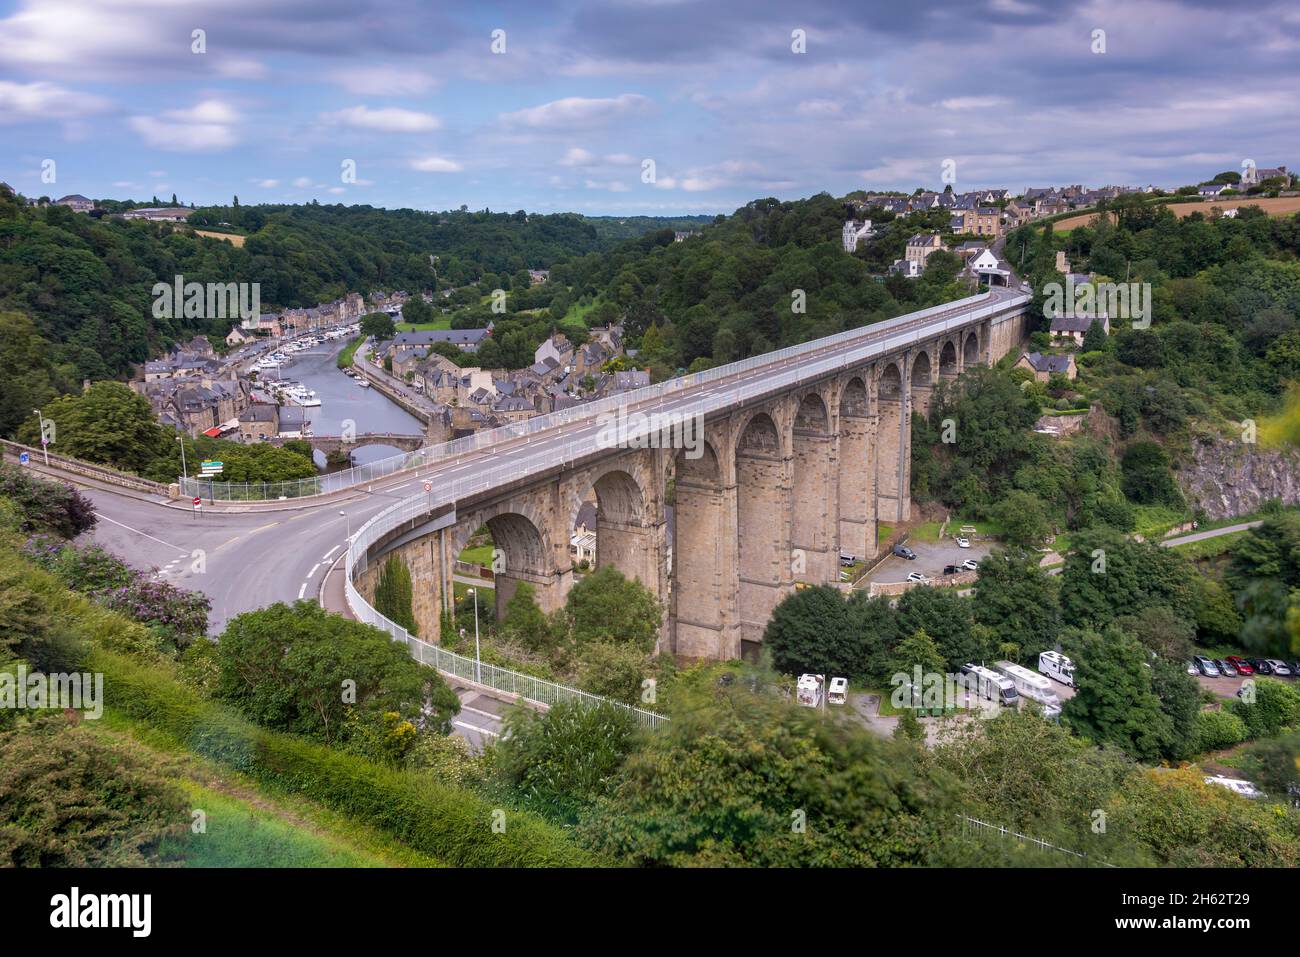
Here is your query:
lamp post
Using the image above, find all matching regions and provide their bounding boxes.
[33,409,50,466]
[177,435,188,484]
[339,510,351,541]
[466,587,481,683]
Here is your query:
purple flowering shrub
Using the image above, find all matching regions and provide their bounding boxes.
[21,536,209,654]
[0,465,96,538]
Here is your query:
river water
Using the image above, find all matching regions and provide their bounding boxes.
[275,341,423,466]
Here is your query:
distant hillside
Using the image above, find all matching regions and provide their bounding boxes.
[0,196,610,432]
[580,214,716,243]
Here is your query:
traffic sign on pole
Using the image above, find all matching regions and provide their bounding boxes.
[18,452,29,465]
[192,497,202,507]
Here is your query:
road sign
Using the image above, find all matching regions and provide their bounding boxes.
[200,461,223,469]
[192,497,202,507]
[18,452,29,465]
[423,480,432,493]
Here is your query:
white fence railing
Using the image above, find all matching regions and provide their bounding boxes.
[343,291,1027,729]
[191,290,1027,500]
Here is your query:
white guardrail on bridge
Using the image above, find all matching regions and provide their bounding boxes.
[344,290,1028,728]
[183,290,1027,500]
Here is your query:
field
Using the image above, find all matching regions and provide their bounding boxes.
[1052,195,1300,232]
[192,229,247,246]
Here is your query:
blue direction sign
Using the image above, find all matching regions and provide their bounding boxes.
[18,452,29,465]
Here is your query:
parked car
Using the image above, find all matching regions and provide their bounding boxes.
[1292,661,1300,678]
[955,536,971,548]
[1250,658,1274,675]
[1216,658,1237,676]
[943,564,961,575]
[1186,661,1199,676]
[1225,655,1254,675]
[893,544,916,560]
[1264,659,1292,676]
[839,551,858,568]
[905,572,929,584]
[961,558,979,571]
[1193,655,1220,677]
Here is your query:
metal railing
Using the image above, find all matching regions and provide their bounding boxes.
[957,815,1113,865]
[1,439,171,495]
[188,290,1027,500]
[343,291,1027,729]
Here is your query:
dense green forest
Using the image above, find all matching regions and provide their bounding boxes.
[578,214,717,243]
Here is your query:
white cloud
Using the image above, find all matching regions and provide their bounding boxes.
[410,156,463,173]
[129,99,240,152]
[939,96,1010,110]
[252,178,280,188]
[292,177,313,188]
[334,65,440,96]
[500,94,653,130]
[584,178,630,192]
[559,147,596,166]
[0,80,111,120]
[323,105,441,133]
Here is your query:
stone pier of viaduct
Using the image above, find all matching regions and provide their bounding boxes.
[355,302,1027,662]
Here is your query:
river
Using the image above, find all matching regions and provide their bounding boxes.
[274,340,424,467]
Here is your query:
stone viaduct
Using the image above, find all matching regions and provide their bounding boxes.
[353,298,1028,662]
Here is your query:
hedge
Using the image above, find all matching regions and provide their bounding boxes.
[93,648,597,868]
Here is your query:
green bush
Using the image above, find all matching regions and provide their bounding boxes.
[1193,709,1248,752]
[1229,678,1300,739]
[94,648,593,867]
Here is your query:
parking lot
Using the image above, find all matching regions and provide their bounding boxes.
[859,536,993,586]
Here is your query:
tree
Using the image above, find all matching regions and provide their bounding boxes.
[360,312,396,340]
[1061,625,1172,761]
[496,701,638,824]
[16,382,168,475]
[1081,318,1108,352]
[215,601,458,743]
[989,490,1053,547]
[973,548,1060,657]
[498,581,554,651]
[763,585,853,676]
[1060,529,1199,628]
[889,629,947,681]
[894,587,985,670]
[374,555,417,635]
[1120,440,1183,506]
[562,566,662,651]
[400,296,433,326]
[577,684,959,866]
[576,640,651,705]
[1239,730,1300,799]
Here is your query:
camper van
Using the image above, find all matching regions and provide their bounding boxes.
[796,674,825,709]
[827,676,848,705]
[996,661,1062,717]
[960,664,1019,707]
[1038,650,1075,687]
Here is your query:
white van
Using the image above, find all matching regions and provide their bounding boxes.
[1038,650,1075,687]
[961,664,1019,707]
[996,661,1062,718]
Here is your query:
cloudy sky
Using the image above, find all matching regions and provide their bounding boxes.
[1,0,1297,214]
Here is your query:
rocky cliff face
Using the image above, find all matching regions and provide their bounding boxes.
[1178,437,1300,520]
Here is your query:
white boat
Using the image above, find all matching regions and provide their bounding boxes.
[356,378,370,388]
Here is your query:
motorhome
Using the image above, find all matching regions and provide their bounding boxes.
[796,674,825,709]
[960,664,1018,707]
[827,677,848,705]
[1038,650,1075,687]
[996,661,1062,717]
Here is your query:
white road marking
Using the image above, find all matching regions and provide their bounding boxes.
[307,563,321,578]
[297,582,307,599]
[453,720,500,738]
[92,512,186,553]
[321,545,340,560]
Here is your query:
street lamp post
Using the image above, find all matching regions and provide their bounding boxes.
[466,587,481,683]
[33,409,49,466]
[177,435,188,484]
[339,510,351,541]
